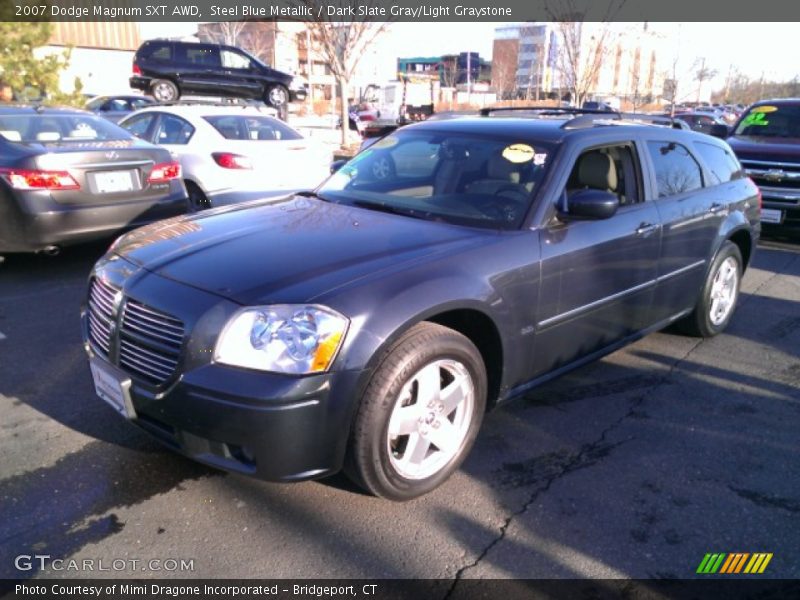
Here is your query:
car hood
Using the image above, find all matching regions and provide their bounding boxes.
[112,195,492,305]
[727,136,800,164]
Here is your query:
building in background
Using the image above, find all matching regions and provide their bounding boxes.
[38,22,143,96]
[492,24,559,100]
[397,53,490,87]
[492,22,664,106]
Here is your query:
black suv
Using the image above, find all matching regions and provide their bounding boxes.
[130,40,306,110]
[82,108,759,500]
[726,98,800,234]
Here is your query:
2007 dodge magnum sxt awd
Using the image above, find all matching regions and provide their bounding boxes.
[82,109,760,500]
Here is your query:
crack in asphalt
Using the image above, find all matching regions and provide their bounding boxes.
[445,338,704,595]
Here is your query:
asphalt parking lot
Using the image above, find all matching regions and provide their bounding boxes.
[0,236,798,582]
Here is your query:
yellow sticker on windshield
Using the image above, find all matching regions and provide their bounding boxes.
[502,144,535,164]
[371,137,398,149]
[751,105,778,113]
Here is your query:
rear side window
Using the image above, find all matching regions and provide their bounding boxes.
[155,114,195,145]
[694,142,742,185]
[181,46,220,67]
[647,141,703,198]
[204,115,302,141]
[140,43,172,61]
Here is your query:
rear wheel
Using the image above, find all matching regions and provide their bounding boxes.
[151,79,179,103]
[678,241,742,337]
[345,322,486,501]
[185,181,210,212]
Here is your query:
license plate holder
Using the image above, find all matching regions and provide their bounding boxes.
[92,170,135,194]
[90,357,135,419]
[761,208,784,224]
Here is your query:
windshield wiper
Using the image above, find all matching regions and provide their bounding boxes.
[295,190,332,203]
[351,199,429,220]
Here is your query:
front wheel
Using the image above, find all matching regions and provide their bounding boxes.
[678,241,742,337]
[265,84,288,109]
[345,322,486,501]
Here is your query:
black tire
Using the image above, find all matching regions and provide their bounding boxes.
[678,241,743,337]
[150,79,179,103]
[265,84,289,110]
[185,181,211,212]
[345,322,487,501]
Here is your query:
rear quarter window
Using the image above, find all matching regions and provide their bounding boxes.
[694,142,743,185]
[140,43,172,61]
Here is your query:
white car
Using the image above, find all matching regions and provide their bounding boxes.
[119,104,331,209]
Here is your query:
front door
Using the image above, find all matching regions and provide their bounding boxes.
[532,142,662,377]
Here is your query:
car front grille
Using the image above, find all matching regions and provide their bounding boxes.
[87,278,185,386]
[742,159,800,195]
[88,278,117,355]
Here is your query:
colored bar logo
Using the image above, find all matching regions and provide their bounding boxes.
[696,553,773,574]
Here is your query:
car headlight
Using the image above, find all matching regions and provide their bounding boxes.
[214,305,348,374]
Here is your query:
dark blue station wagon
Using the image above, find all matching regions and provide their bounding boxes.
[82,108,760,500]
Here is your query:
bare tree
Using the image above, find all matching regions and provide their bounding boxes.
[694,57,717,103]
[547,0,625,107]
[202,21,247,46]
[295,0,389,147]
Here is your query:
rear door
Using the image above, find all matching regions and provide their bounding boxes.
[175,44,221,94]
[532,140,662,377]
[644,138,726,322]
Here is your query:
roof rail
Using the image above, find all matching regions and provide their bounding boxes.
[479,105,620,117]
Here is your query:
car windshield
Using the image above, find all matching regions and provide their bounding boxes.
[734,104,800,138]
[204,115,303,141]
[0,114,133,143]
[318,129,553,230]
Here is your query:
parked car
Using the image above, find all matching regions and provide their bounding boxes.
[0,106,186,255]
[129,40,306,113]
[82,108,759,500]
[119,104,331,210]
[85,95,155,123]
[725,99,800,234]
[672,111,730,136]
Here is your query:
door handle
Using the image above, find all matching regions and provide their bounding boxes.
[708,202,725,214]
[635,222,659,236]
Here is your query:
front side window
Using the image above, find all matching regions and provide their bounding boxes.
[221,50,252,70]
[564,144,641,206]
[318,130,553,230]
[647,141,703,198]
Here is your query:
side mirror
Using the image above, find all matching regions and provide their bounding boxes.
[330,159,347,174]
[709,123,729,139]
[564,189,619,220]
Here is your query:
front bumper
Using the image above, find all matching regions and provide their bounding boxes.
[80,262,365,481]
[758,186,800,231]
[87,351,365,481]
[0,184,188,253]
